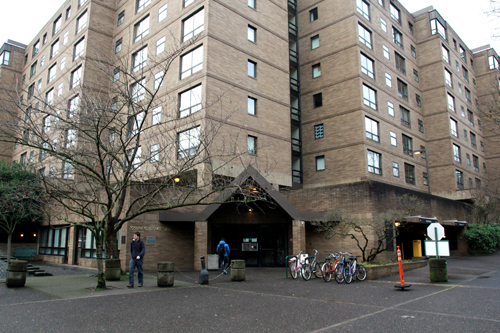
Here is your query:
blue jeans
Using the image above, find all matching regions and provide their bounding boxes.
[129,258,144,285]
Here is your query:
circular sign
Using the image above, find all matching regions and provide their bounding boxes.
[427,223,445,240]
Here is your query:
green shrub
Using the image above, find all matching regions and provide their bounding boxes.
[465,224,500,253]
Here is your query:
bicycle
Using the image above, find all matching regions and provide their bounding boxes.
[302,249,323,281]
[288,251,308,279]
[321,252,340,282]
[343,255,367,283]
[334,252,351,284]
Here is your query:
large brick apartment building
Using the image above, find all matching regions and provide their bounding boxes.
[0,0,498,270]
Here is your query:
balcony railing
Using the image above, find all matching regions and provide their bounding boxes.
[289,48,298,64]
[291,106,301,122]
[292,169,302,184]
[288,22,297,36]
[291,138,301,152]
[288,0,297,10]
[290,77,299,92]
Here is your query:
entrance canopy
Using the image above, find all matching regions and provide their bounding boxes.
[402,216,468,227]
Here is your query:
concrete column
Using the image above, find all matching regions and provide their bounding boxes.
[194,221,208,271]
[292,220,306,255]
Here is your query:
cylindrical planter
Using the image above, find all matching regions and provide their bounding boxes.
[105,259,122,281]
[230,260,245,282]
[157,261,174,287]
[429,258,448,282]
[6,260,28,288]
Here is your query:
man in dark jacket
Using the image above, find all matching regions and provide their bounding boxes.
[216,238,230,274]
[128,232,145,288]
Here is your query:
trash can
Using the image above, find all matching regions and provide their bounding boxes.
[6,260,28,288]
[157,261,174,287]
[105,259,121,281]
[230,259,245,282]
[429,258,447,282]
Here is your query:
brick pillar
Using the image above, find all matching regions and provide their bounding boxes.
[292,220,306,255]
[194,221,208,271]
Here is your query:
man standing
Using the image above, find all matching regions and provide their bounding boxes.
[216,238,230,274]
[128,232,145,288]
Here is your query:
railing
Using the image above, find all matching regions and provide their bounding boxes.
[288,22,297,35]
[289,48,298,64]
[401,119,411,128]
[292,138,301,152]
[291,106,301,122]
[288,0,297,10]
[292,169,302,184]
[290,77,300,92]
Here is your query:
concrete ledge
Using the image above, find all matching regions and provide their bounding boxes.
[365,261,428,280]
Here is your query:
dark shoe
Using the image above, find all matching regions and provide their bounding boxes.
[223,270,227,275]
[138,284,143,287]
[127,284,134,288]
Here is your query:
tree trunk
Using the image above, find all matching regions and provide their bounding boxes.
[95,233,106,290]
[105,227,119,259]
[7,232,12,264]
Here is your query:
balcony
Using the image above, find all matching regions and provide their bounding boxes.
[290,77,299,92]
[292,169,302,184]
[291,138,301,153]
[291,106,301,122]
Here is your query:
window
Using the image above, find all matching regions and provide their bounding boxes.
[131,79,146,103]
[53,15,62,35]
[40,55,45,67]
[180,45,204,79]
[390,131,397,146]
[456,170,464,189]
[378,0,384,6]
[66,6,71,19]
[464,129,468,142]
[405,163,415,184]
[388,101,394,116]
[152,106,162,125]
[365,117,379,142]
[310,124,324,140]
[43,116,51,133]
[247,135,257,154]
[453,144,461,163]
[63,31,69,45]
[489,55,499,69]
[470,131,477,149]
[111,96,118,111]
[30,62,37,78]
[136,0,150,13]
[154,70,164,90]
[179,85,202,118]
[71,66,82,89]
[310,8,318,22]
[155,36,166,55]
[312,63,321,78]
[184,0,194,7]
[390,3,401,22]
[418,119,424,133]
[380,18,387,33]
[400,106,410,128]
[43,33,47,44]
[66,129,76,148]
[453,39,457,50]
[150,144,160,163]
[468,110,474,126]
[48,64,57,83]
[68,95,79,117]
[455,60,460,72]
[159,4,168,22]
[316,156,325,171]
[358,24,372,49]
[450,118,458,137]
[423,172,428,186]
[311,35,320,49]
[392,27,403,48]
[460,45,466,62]
[474,79,477,89]
[442,45,449,63]
[183,9,204,42]
[74,38,85,60]
[402,134,412,156]
[79,0,88,7]
[483,162,487,173]
[397,79,408,100]
[360,53,374,78]
[248,25,256,42]
[411,45,416,58]
[113,66,120,82]
[126,146,142,171]
[247,96,257,116]
[458,83,463,95]
[313,93,322,108]
[465,88,471,102]
[416,94,421,107]
[393,162,399,177]
[132,46,148,73]
[383,45,390,59]
[51,40,59,58]
[115,39,122,54]
[481,141,484,152]
[127,112,145,137]
[430,19,446,39]
[248,0,256,8]
[413,69,419,82]
[248,60,256,78]
[395,52,405,74]
[58,83,63,96]
[367,150,382,175]
[385,73,392,87]
[363,84,377,110]
[28,84,35,99]
[117,10,125,27]
[357,0,370,20]
[134,15,150,43]
[33,40,40,57]
[461,106,465,118]
[462,66,469,82]
[447,93,455,112]
[408,22,414,35]
[76,11,88,34]
[444,69,452,87]
[466,153,471,165]
[39,226,69,256]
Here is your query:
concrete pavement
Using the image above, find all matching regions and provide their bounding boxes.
[1,251,500,332]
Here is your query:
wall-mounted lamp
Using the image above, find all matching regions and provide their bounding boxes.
[33,233,37,237]
[248,209,252,212]
[20,234,24,237]
[174,177,180,183]
[395,222,400,227]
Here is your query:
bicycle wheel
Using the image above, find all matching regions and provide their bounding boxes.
[322,263,332,282]
[313,261,324,278]
[334,264,344,284]
[344,267,352,284]
[357,264,367,281]
[302,263,312,281]
[289,261,297,279]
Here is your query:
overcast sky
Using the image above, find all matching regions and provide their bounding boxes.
[0,0,499,52]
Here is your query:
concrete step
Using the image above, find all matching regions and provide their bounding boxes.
[34,271,52,276]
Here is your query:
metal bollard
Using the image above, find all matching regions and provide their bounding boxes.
[199,256,209,285]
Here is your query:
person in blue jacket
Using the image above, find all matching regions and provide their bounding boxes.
[216,238,230,274]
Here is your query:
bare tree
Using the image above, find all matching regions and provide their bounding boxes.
[311,194,426,262]
[0,37,268,289]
